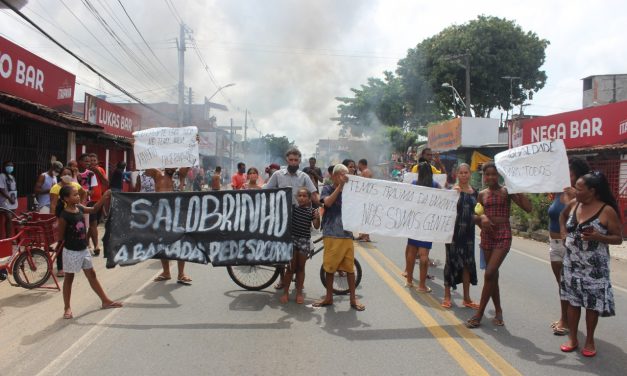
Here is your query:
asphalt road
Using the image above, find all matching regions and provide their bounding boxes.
[0,233,626,376]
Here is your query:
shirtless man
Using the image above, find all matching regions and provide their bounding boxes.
[145,167,192,285]
[357,159,373,178]
[211,166,222,191]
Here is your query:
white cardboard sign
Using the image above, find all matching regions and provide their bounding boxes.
[341,175,459,242]
[494,139,570,194]
[133,126,199,170]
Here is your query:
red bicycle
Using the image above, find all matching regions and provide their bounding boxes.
[0,208,60,290]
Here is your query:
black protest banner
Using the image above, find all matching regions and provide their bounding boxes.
[103,188,293,268]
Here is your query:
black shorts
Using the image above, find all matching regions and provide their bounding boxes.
[86,201,102,223]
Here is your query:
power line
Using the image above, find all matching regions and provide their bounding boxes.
[115,0,176,82]
[57,0,153,92]
[0,0,172,119]
[80,0,166,89]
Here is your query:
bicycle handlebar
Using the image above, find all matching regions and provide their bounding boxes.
[0,207,30,224]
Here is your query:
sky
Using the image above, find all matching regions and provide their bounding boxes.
[1,0,626,157]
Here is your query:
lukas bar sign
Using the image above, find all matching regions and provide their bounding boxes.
[0,36,75,112]
[85,93,140,138]
[513,101,627,149]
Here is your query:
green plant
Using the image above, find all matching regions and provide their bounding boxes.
[511,193,551,232]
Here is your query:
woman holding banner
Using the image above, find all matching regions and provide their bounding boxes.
[548,158,590,336]
[404,162,440,293]
[441,164,479,309]
[466,162,532,328]
[558,172,622,357]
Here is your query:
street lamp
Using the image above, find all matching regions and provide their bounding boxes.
[206,83,235,120]
[441,82,467,115]
[206,83,235,103]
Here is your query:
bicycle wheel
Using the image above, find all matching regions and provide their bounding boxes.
[226,264,281,291]
[12,248,52,289]
[319,258,363,295]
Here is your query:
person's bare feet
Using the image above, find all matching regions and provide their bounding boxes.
[296,291,304,304]
[63,308,73,319]
[101,301,123,309]
[279,294,289,304]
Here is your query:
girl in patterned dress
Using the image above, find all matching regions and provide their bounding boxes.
[442,164,479,309]
[558,172,622,357]
[466,162,532,328]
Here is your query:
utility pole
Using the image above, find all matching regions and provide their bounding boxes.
[177,23,186,127]
[187,87,192,126]
[230,118,234,175]
[244,109,248,142]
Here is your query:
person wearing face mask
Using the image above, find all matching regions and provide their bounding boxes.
[231,162,247,190]
[34,161,63,214]
[0,161,17,239]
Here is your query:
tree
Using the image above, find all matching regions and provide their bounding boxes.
[245,134,294,163]
[396,47,445,127]
[418,15,549,118]
[335,71,406,137]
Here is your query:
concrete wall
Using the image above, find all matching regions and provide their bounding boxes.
[582,75,627,108]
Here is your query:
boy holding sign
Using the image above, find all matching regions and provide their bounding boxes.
[312,164,365,311]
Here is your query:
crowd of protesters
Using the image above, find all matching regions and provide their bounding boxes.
[0,144,622,357]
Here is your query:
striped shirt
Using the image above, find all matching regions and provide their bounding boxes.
[291,206,314,238]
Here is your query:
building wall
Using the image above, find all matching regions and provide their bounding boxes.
[582,74,627,108]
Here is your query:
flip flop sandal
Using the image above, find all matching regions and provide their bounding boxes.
[553,326,569,336]
[441,300,452,309]
[350,303,366,311]
[153,275,171,282]
[177,276,193,285]
[416,286,432,294]
[102,302,123,309]
[465,316,482,328]
[63,311,73,319]
[492,315,505,326]
[311,301,333,308]
[463,301,480,310]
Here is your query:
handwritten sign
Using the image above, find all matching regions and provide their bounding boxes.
[133,126,199,169]
[103,189,293,268]
[494,139,570,194]
[341,176,459,242]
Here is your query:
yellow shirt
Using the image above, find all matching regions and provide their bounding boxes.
[411,164,442,174]
[50,182,84,196]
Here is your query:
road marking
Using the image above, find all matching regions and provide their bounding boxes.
[35,271,162,376]
[359,243,523,376]
[355,245,490,376]
[509,247,627,294]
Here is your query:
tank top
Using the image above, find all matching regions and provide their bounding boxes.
[547,193,565,233]
[37,173,57,207]
[483,188,510,218]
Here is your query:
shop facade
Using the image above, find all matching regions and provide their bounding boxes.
[510,101,627,233]
[427,117,507,187]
